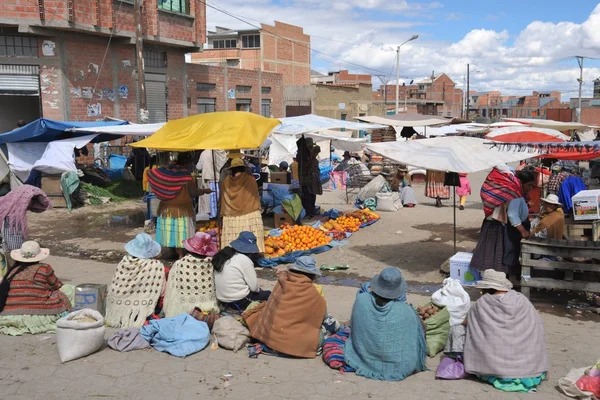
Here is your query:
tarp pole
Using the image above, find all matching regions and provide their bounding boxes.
[453,186,457,254]
[212,150,221,249]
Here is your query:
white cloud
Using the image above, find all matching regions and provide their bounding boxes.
[203,1,600,100]
[446,13,462,21]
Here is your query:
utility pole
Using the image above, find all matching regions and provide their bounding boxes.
[466,64,470,121]
[134,0,147,123]
[395,46,400,114]
[376,75,389,114]
[576,56,584,123]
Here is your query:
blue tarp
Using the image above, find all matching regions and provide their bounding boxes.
[0,118,128,144]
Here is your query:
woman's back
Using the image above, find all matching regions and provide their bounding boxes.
[344,292,426,381]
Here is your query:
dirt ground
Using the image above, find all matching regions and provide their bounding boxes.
[1,169,597,399]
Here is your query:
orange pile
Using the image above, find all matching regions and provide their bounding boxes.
[265,225,332,257]
[333,215,361,233]
[198,220,218,233]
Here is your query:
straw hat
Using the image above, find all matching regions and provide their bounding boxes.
[474,269,513,291]
[541,194,562,206]
[11,241,50,263]
[228,157,245,169]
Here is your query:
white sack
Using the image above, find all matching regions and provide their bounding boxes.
[558,367,597,400]
[212,316,250,353]
[431,278,471,327]
[376,192,401,212]
[56,309,105,363]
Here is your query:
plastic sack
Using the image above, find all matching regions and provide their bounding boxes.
[421,302,450,357]
[376,192,401,212]
[435,356,467,380]
[431,278,471,327]
[56,309,105,363]
[212,316,250,353]
[558,367,597,400]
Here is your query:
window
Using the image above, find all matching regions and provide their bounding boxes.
[196,82,216,92]
[226,59,239,68]
[143,49,167,68]
[236,99,251,112]
[157,0,190,14]
[212,39,237,49]
[261,99,271,117]
[241,34,260,48]
[0,35,39,57]
[197,98,216,114]
[236,85,251,94]
[261,86,271,94]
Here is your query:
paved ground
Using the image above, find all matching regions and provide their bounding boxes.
[1,169,598,399]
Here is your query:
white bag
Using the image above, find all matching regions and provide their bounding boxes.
[56,309,106,363]
[212,316,250,353]
[376,192,402,212]
[558,367,597,400]
[431,278,471,327]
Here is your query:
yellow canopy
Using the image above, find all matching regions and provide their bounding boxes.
[130,111,280,151]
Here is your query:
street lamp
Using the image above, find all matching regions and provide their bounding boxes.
[395,34,419,114]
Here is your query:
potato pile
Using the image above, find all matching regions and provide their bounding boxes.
[416,304,440,321]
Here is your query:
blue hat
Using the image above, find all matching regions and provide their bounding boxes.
[279,161,289,170]
[370,267,407,300]
[125,233,161,259]
[289,256,321,277]
[230,231,260,254]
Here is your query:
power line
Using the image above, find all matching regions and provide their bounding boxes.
[199,0,393,76]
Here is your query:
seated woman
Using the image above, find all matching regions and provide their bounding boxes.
[105,233,166,328]
[163,232,219,317]
[244,256,326,358]
[341,267,426,381]
[391,168,417,207]
[213,231,270,311]
[531,194,564,239]
[0,241,73,335]
[464,269,548,393]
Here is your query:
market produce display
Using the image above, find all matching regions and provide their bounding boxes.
[198,221,218,232]
[416,304,441,321]
[264,225,332,258]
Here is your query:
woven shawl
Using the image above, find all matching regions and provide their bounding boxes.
[105,256,165,329]
[163,254,219,317]
[344,293,426,381]
[0,184,51,237]
[147,166,193,201]
[220,173,260,217]
[464,290,548,378]
[244,272,326,358]
[481,168,523,218]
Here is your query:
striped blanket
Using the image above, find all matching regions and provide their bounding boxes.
[481,168,523,217]
[322,326,355,372]
[147,166,193,201]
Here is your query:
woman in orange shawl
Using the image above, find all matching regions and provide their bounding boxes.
[244,264,326,358]
[219,157,264,252]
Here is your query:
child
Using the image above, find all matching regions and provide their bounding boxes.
[456,173,471,211]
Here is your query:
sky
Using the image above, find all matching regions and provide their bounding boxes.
[204,0,600,100]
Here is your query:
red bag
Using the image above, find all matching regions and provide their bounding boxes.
[576,375,600,397]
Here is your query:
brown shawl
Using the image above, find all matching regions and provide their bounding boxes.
[244,272,326,358]
[220,173,260,217]
[533,208,564,239]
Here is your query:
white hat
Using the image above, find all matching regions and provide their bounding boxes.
[541,194,562,206]
[474,269,513,291]
[10,241,50,263]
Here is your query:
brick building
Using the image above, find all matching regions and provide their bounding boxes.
[311,70,372,85]
[189,21,310,86]
[375,73,463,117]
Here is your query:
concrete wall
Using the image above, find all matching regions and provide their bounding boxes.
[314,84,386,120]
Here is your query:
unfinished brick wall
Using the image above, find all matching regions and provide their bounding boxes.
[187,64,284,118]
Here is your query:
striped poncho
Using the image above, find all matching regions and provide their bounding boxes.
[147,166,193,201]
[480,168,523,218]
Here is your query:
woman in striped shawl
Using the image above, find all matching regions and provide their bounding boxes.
[147,153,212,259]
[471,166,536,278]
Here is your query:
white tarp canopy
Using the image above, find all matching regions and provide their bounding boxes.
[273,114,386,135]
[502,118,589,131]
[7,135,97,179]
[356,114,450,127]
[0,150,22,189]
[268,131,368,165]
[414,123,489,137]
[365,136,539,173]
[69,123,163,136]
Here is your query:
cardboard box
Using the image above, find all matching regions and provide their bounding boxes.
[274,213,295,228]
[573,189,600,221]
[74,284,107,316]
[270,172,289,184]
[449,252,480,286]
